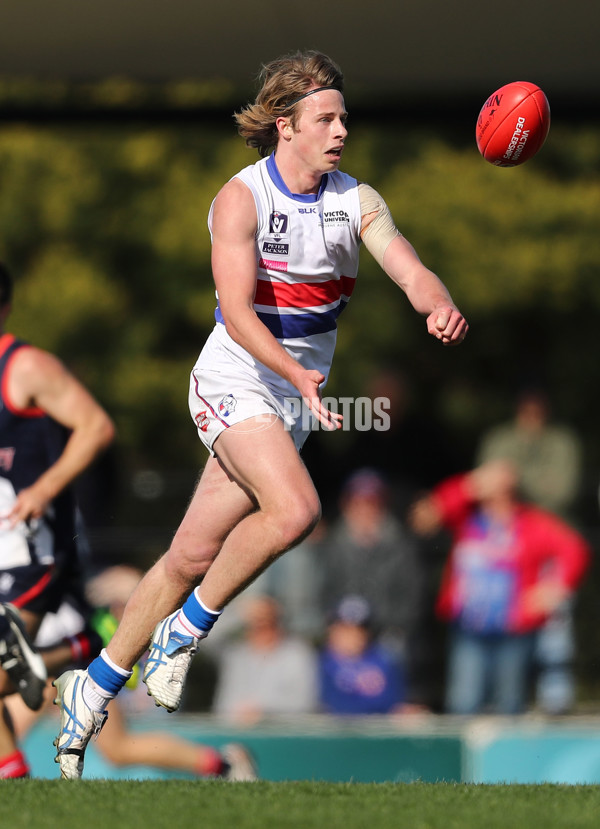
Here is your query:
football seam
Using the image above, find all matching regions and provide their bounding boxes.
[480,87,537,155]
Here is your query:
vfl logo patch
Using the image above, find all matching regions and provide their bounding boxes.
[269,211,288,235]
[218,394,237,417]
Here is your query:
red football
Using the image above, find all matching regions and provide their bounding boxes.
[476,81,551,167]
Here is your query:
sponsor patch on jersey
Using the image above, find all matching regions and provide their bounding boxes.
[262,241,290,255]
[323,209,350,226]
[258,258,288,273]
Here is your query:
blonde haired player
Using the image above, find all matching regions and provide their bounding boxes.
[53,50,468,779]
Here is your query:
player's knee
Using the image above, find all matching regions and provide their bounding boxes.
[278,492,321,547]
[301,493,322,536]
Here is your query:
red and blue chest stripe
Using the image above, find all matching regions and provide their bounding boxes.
[216,274,356,339]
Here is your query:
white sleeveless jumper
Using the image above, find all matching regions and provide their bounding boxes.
[190,154,363,450]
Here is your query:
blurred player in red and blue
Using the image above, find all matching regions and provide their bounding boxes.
[0,262,114,777]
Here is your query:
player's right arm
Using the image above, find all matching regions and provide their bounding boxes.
[210,178,342,431]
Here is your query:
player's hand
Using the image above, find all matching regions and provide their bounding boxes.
[298,369,343,432]
[427,306,468,345]
[5,484,51,527]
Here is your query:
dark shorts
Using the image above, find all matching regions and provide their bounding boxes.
[1,520,84,617]
[1,561,77,615]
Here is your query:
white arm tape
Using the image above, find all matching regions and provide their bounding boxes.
[358,182,401,269]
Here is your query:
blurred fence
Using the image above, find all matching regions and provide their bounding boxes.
[24,713,600,784]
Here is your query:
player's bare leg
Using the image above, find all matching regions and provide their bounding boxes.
[142,415,320,710]
[193,414,321,610]
[118,413,318,665]
[104,460,255,672]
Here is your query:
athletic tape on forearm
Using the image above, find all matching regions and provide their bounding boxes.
[358,182,401,269]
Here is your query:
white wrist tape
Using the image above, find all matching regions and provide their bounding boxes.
[358,182,401,269]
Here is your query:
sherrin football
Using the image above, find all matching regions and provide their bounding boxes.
[476,81,551,167]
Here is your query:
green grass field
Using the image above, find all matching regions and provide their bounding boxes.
[3,780,600,829]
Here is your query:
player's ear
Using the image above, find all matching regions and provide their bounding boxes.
[276,117,293,140]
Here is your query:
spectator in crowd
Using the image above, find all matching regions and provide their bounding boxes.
[319,595,408,715]
[212,594,319,724]
[409,460,590,716]
[476,387,583,520]
[476,388,585,714]
[317,468,423,695]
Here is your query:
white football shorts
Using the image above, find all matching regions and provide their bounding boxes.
[188,364,313,456]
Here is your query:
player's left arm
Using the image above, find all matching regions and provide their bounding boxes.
[6,347,115,524]
[384,236,468,345]
[359,183,468,346]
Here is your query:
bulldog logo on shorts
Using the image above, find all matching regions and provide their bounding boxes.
[218,394,237,417]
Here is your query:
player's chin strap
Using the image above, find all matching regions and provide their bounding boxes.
[286,86,337,108]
